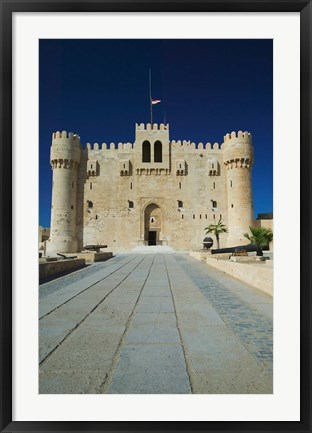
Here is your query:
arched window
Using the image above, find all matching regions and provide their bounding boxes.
[142,140,151,162]
[178,200,183,208]
[154,140,162,162]
[128,200,134,208]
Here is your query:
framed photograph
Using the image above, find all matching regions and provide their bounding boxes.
[1,1,311,432]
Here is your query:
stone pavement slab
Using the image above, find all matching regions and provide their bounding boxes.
[106,344,191,394]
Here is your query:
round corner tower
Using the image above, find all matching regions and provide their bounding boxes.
[223,130,254,246]
[46,130,81,254]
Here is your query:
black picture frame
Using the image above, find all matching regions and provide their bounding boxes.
[0,1,311,432]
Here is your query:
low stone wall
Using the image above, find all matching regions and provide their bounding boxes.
[39,258,86,280]
[189,251,273,296]
[189,251,204,261]
[74,251,113,262]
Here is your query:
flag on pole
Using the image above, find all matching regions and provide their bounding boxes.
[152,99,161,105]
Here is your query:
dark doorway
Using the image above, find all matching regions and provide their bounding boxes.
[148,231,157,246]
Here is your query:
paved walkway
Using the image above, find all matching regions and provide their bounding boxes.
[39,253,273,394]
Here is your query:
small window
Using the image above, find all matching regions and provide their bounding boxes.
[220,214,222,219]
[230,180,233,187]
[95,215,98,220]
[212,163,214,169]
[151,217,154,223]
[179,182,181,189]
[179,163,182,169]
[213,182,215,189]
[182,214,184,220]
[91,164,93,169]
[71,205,74,210]
[128,200,134,208]
[212,200,217,208]
[178,200,183,208]
[205,214,207,219]
[142,140,151,162]
[200,214,202,219]
[193,215,195,219]
[154,140,162,163]
[231,204,234,208]
[123,163,126,169]
[87,200,93,208]
[90,183,92,190]
[213,214,216,219]
[130,182,132,189]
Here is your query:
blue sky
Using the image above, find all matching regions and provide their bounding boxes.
[39,39,273,227]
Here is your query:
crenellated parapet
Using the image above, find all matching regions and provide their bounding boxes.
[171,140,221,151]
[223,130,252,143]
[223,130,253,169]
[86,142,134,152]
[136,123,169,131]
[50,130,82,169]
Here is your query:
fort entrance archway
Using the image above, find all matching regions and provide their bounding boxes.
[144,203,162,246]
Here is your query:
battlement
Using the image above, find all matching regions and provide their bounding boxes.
[50,130,81,164]
[223,130,252,143]
[171,140,221,151]
[136,123,169,131]
[52,130,80,141]
[86,142,134,152]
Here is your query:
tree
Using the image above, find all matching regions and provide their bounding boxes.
[243,226,273,256]
[205,218,227,249]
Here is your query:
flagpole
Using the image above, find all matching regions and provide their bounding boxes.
[149,69,153,125]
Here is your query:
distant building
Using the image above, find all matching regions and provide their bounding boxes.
[254,213,273,231]
[39,226,50,255]
[46,124,255,253]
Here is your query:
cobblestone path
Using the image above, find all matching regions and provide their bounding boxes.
[39,253,273,394]
[174,255,273,372]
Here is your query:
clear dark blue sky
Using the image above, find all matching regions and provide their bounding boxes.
[39,39,273,227]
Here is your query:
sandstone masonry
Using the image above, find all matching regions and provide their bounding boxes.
[46,123,254,253]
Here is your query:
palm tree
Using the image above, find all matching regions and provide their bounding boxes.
[244,226,273,256]
[205,218,227,249]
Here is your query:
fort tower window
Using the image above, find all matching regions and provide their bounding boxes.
[142,141,151,162]
[154,141,162,162]
[128,200,134,208]
[178,200,183,208]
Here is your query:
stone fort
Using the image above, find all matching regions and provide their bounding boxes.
[46,123,254,254]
